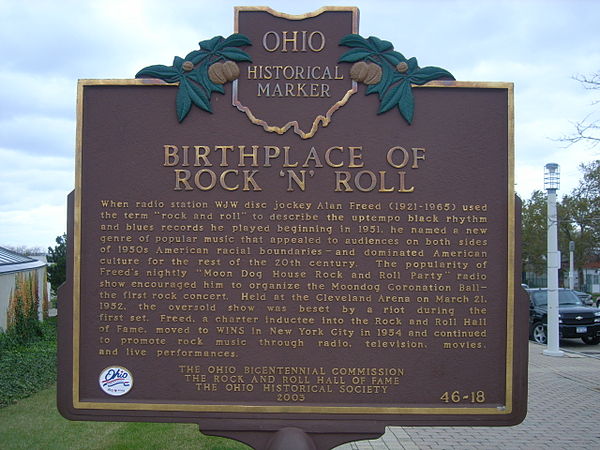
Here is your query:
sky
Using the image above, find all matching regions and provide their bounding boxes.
[0,0,599,249]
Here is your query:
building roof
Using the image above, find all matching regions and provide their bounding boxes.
[0,247,46,274]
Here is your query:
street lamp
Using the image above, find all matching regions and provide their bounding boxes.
[543,163,564,357]
[569,241,575,290]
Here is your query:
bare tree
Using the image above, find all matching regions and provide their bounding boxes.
[561,71,600,147]
[2,245,45,256]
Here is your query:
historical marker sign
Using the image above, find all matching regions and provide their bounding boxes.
[58,6,527,448]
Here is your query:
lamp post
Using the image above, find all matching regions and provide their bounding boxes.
[569,241,575,290]
[543,163,564,357]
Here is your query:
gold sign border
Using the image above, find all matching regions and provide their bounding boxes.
[232,6,359,139]
[73,78,515,415]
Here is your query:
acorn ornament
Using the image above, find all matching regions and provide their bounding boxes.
[208,61,241,84]
[396,61,409,73]
[350,61,369,82]
[222,61,240,81]
[363,64,382,84]
[349,61,382,85]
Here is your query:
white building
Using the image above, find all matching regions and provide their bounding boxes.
[581,262,600,294]
[0,247,48,332]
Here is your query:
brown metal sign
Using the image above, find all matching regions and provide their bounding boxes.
[233,7,358,138]
[58,6,527,449]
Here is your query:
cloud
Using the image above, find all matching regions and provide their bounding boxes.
[0,148,71,247]
[0,71,74,120]
[0,115,75,157]
[0,145,69,247]
[1,0,600,247]
[0,204,66,249]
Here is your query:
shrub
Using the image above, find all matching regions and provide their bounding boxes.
[0,317,57,408]
[6,272,42,344]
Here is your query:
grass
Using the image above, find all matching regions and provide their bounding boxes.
[0,317,57,407]
[0,385,250,449]
[0,317,249,449]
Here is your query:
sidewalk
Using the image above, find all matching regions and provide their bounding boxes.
[336,342,600,449]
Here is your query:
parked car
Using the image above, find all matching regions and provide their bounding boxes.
[527,288,600,345]
[573,290,594,306]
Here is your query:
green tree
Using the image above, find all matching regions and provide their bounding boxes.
[560,161,600,284]
[47,233,67,295]
[521,191,574,285]
[521,190,548,276]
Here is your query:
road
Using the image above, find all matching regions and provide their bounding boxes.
[338,341,600,449]
[557,338,600,357]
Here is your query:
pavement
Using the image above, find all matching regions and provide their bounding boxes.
[335,342,600,449]
[50,306,598,448]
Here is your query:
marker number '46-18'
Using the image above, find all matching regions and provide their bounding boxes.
[440,391,486,403]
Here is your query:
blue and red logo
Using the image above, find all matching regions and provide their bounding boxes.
[99,366,133,396]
